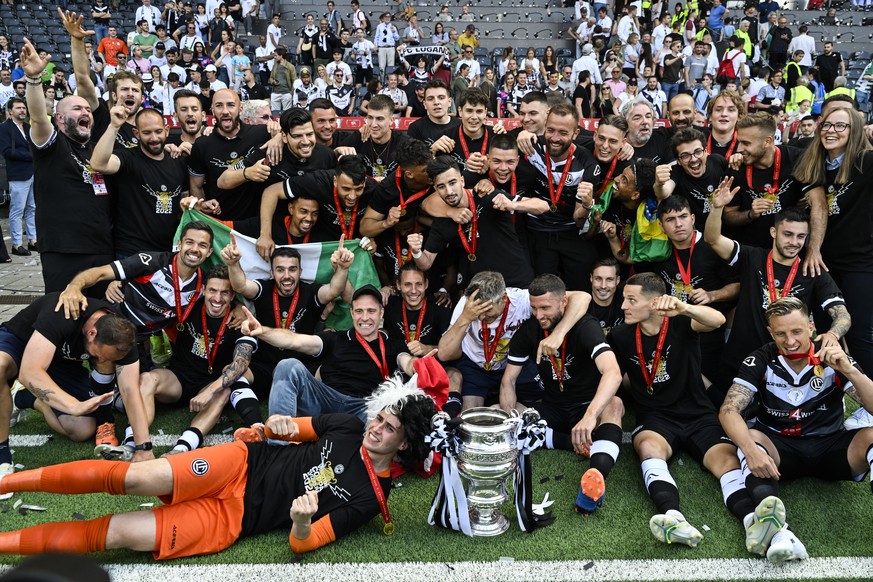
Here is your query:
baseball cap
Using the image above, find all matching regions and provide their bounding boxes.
[187,63,201,72]
[204,64,217,72]
[582,43,593,55]
[300,67,311,75]
[352,284,383,304]
[155,42,165,49]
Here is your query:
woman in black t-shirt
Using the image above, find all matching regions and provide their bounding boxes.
[594,84,616,118]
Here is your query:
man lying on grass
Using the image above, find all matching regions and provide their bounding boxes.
[0,367,440,558]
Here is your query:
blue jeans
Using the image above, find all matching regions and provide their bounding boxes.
[94,24,109,46]
[268,358,368,422]
[662,82,680,104]
[8,177,35,246]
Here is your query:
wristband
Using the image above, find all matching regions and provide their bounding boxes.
[133,442,153,451]
[242,167,249,181]
[412,249,423,259]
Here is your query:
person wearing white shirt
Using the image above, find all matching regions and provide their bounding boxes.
[255,35,275,86]
[325,50,353,85]
[204,64,228,91]
[571,44,602,87]
[595,8,613,40]
[456,51,481,86]
[352,29,376,88]
[402,15,424,46]
[652,18,670,53]
[617,6,639,43]
[205,0,223,21]
[266,14,282,53]
[135,0,162,33]
[572,18,596,58]
[574,0,593,20]
[160,61,186,84]
[640,75,667,117]
[787,26,815,69]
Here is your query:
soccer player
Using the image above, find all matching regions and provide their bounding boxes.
[502,274,623,513]
[335,95,408,180]
[430,87,495,185]
[588,258,624,335]
[705,90,743,159]
[383,263,452,356]
[720,297,873,563]
[0,388,439,557]
[405,79,461,146]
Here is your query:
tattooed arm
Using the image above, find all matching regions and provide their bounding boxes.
[221,342,255,388]
[821,304,851,348]
[18,332,110,416]
[719,383,780,479]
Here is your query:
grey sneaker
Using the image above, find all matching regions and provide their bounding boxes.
[745,495,787,556]
[649,510,703,548]
[845,407,873,430]
[94,443,135,462]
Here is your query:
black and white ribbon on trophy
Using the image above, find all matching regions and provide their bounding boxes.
[511,409,548,532]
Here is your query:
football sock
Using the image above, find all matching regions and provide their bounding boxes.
[172,427,203,453]
[641,458,680,514]
[229,383,263,427]
[543,427,573,451]
[122,426,135,447]
[13,388,35,411]
[0,439,10,465]
[0,515,111,554]
[720,468,755,520]
[90,370,116,425]
[867,444,873,494]
[738,445,779,502]
[442,392,462,418]
[589,423,622,478]
[0,461,129,496]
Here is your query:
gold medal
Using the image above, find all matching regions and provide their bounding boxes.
[647,384,654,395]
[207,366,213,374]
[549,203,558,213]
[814,364,824,377]
[176,322,184,331]
[483,361,492,371]
[765,192,778,203]
[399,207,407,217]
[383,522,395,536]
[468,253,477,262]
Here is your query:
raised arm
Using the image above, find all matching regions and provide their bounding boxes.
[257,181,289,262]
[220,235,261,299]
[320,235,355,304]
[90,105,127,174]
[438,290,492,361]
[59,8,100,110]
[20,39,54,147]
[240,306,323,354]
[703,175,740,261]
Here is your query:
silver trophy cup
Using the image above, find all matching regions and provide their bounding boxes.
[456,407,520,537]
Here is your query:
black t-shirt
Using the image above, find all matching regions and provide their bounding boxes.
[31,129,113,254]
[821,151,873,273]
[444,125,493,185]
[405,115,462,146]
[734,340,853,438]
[722,241,845,369]
[707,131,737,160]
[243,142,336,186]
[508,314,612,405]
[590,155,631,198]
[382,296,452,347]
[729,145,804,249]
[241,414,388,539]
[373,223,429,282]
[112,147,189,255]
[249,279,324,367]
[632,127,674,164]
[110,251,203,335]
[407,96,427,118]
[3,293,138,367]
[240,83,270,101]
[369,167,432,222]
[317,330,409,397]
[670,155,735,231]
[587,298,624,336]
[188,123,272,219]
[601,200,637,251]
[228,215,326,246]
[526,138,600,232]
[335,131,407,180]
[92,104,140,152]
[424,190,534,288]
[608,315,715,419]
[283,170,375,241]
[169,297,257,382]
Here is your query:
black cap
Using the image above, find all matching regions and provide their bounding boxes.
[352,284,383,303]
[155,41,166,49]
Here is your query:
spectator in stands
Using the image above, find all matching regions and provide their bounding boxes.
[326,0,343,36]
[459,3,476,22]
[98,26,129,69]
[326,48,353,86]
[0,97,36,257]
[313,18,337,69]
[402,15,424,46]
[150,42,168,67]
[456,46,480,87]
[574,70,595,118]
[379,71,408,116]
[435,5,453,22]
[351,28,376,90]
[177,21,203,51]
[457,24,479,50]
[92,0,112,45]
[240,98,272,124]
[432,22,449,46]
[375,13,400,83]
[255,35,275,87]
[815,41,846,93]
[269,47,295,114]
[498,72,515,117]
[266,13,282,53]
[452,64,469,105]
[595,84,616,117]
[767,16,792,72]
[479,67,498,117]
[129,45,151,75]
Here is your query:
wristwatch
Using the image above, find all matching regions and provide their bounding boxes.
[133,442,154,451]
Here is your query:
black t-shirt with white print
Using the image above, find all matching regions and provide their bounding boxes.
[405,115,462,146]
[242,142,336,187]
[670,155,735,231]
[587,297,625,336]
[335,131,407,180]
[382,295,452,347]
[526,138,600,232]
[821,151,873,273]
[282,170,376,241]
[249,279,324,367]
[317,330,410,398]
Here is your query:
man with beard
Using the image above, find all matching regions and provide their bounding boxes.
[221,243,353,393]
[21,37,114,293]
[621,98,673,163]
[588,258,625,335]
[600,160,658,265]
[216,191,322,247]
[704,179,850,402]
[221,108,336,192]
[188,88,281,220]
[91,107,189,257]
[383,263,452,357]
[654,128,735,229]
[706,91,743,159]
[167,89,207,152]
[663,93,698,136]
[406,79,461,146]
[336,95,407,180]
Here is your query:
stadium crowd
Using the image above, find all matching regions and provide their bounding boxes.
[0,0,873,567]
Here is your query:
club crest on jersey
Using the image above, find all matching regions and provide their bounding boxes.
[810,376,825,392]
[144,183,183,214]
[191,458,209,475]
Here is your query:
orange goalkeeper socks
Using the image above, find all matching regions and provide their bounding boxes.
[0,460,130,496]
[0,515,112,554]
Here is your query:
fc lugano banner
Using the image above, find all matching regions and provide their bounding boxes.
[174,209,380,330]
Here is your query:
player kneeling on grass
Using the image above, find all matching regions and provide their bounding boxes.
[500,274,624,515]
[719,297,873,563]
[0,373,439,558]
[608,273,776,552]
[97,266,262,461]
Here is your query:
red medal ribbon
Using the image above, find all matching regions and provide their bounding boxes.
[635,317,670,394]
[355,331,390,379]
[171,255,202,328]
[781,342,821,365]
[544,143,576,211]
[597,155,619,198]
[284,216,312,245]
[488,170,516,198]
[395,168,429,212]
[481,295,511,369]
[543,330,567,391]
[201,303,230,374]
[746,146,781,199]
[766,250,800,304]
[272,285,300,329]
[402,298,427,342]
[360,446,394,535]
[457,189,478,258]
[393,222,418,273]
[458,125,488,159]
[333,186,358,239]
[673,233,697,286]
[707,131,737,158]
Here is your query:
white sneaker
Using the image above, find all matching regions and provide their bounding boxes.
[649,510,703,547]
[9,380,27,428]
[94,443,135,462]
[745,495,786,556]
[0,462,13,501]
[844,407,873,430]
[766,527,809,564]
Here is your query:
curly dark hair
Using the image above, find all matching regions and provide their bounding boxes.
[389,394,438,469]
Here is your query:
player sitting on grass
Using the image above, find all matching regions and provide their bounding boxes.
[0,362,442,558]
[720,297,873,563]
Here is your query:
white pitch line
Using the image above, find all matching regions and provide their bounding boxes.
[13,557,862,582]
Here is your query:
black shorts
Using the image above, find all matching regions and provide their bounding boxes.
[169,366,215,403]
[633,413,733,465]
[520,399,590,434]
[762,428,863,481]
[355,66,373,85]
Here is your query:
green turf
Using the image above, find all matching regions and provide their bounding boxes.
[2,401,873,577]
